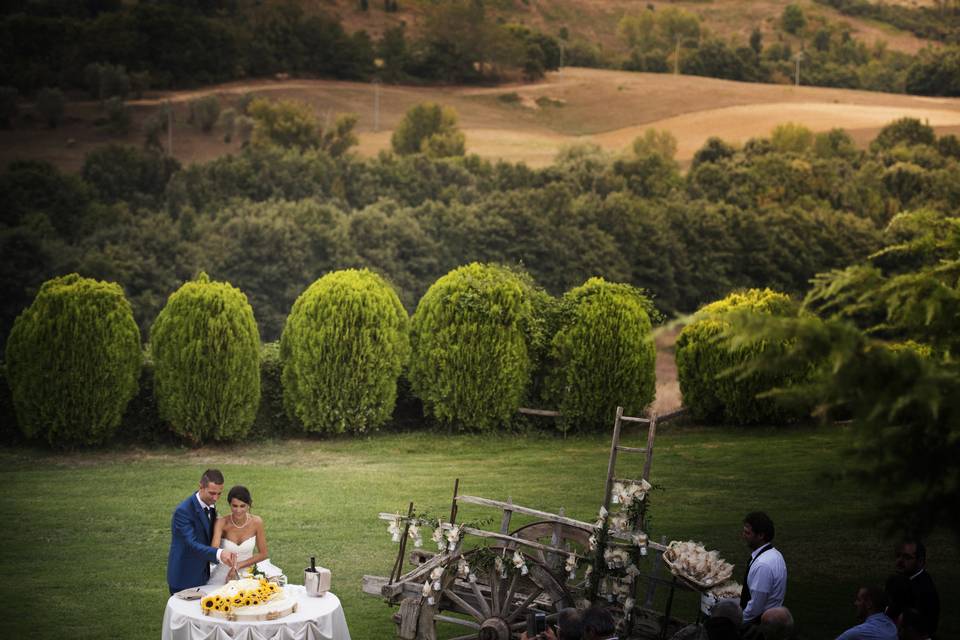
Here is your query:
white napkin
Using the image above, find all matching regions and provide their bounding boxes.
[255,559,284,578]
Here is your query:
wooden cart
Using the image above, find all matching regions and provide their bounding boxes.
[362,407,697,640]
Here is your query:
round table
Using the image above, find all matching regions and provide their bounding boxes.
[162,585,351,640]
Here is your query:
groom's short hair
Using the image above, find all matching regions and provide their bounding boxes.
[200,469,224,486]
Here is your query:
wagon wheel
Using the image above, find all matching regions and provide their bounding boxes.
[435,546,572,640]
[509,521,592,593]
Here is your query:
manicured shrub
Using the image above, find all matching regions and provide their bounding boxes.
[676,288,802,425]
[543,278,657,430]
[4,274,141,446]
[149,272,260,443]
[281,269,410,433]
[409,263,541,430]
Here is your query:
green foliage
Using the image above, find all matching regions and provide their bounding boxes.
[4,274,141,446]
[813,128,858,159]
[84,62,130,100]
[280,269,410,434]
[726,213,960,537]
[249,97,321,151]
[408,263,541,430]
[771,122,814,153]
[0,86,18,128]
[35,87,65,128]
[871,117,937,152]
[149,272,261,443]
[101,96,131,135]
[781,4,807,34]
[81,144,180,208]
[676,289,805,425]
[188,95,221,133]
[543,278,657,430]
[905,46,960,97]
[391,102,465,157]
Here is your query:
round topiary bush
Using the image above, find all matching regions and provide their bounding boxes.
[409,263,541,430]
[280,269,410,433]
[543,278,657,430]
[675,288,800,425]
[5,273,141,446]
[149,272,260,443]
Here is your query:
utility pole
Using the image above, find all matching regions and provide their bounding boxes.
[674,36,681,75]
[372,78,381,133]
[794,51,805,87]
[166,100,173,157]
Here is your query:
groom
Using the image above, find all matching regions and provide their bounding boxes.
[167,468,236,594]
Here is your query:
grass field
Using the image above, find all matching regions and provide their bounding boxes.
[2,426,957,639]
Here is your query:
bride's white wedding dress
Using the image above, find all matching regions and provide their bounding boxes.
[207,536,256,585]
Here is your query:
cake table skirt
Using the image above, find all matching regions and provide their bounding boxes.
[162,586,351,640]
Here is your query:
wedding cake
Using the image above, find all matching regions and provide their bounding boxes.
[201,577,296,620]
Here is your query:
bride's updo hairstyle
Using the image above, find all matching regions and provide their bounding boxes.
[227,485,252,507]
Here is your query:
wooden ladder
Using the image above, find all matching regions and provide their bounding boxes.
[601,405,657,519]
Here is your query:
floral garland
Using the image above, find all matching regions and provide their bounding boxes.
[586,479,656,618]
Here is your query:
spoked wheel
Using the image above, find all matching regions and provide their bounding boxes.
[509,521,592,593]
[435,546,572,640]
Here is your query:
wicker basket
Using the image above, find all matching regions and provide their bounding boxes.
[662,544,734,592]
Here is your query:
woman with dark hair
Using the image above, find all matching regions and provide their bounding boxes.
[206,485,271,584]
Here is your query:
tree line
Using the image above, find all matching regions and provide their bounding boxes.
[3,101,958,350]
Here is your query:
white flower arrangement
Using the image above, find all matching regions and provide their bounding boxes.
[388,517,403,543]
[593,506,609,530]
[565,553,578,579]
[408,523,422,548]
[432,523,445,551]
[457,558,470,579]
[512,551,529,575]
[494,555,507,579]
[603,547,631,569]
[611,480,651,507]
[445,525,462,552]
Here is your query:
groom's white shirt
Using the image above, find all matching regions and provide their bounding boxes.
[195,492,224,563]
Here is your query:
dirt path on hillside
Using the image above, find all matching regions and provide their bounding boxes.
[652,327,683,416]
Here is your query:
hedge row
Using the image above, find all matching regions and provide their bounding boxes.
[3,265,658,447]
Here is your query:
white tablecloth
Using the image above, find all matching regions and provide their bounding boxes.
[162,586,351,640]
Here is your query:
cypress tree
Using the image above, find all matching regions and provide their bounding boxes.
[281,269,410,433]
[5,273,141,446]
[676,288,801,425]
[150,273,260,443]
[543,278,657,430]
[409,263,540,430]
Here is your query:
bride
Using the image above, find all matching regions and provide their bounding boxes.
[207,485,269,584]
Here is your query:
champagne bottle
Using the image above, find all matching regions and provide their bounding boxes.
[308,556,317,573]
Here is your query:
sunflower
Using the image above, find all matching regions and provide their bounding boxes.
[221,602,232,613]
[232,595,243,605]
[202,597,215,610]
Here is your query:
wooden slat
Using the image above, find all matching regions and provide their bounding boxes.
[619,415,651,424]
[433,615,480,630]
[612,477,647,486]
[444,525,591,559]
[455,495,595,531]
[517,407,562,417]
[643,414,658,481]
[615,445,648,454]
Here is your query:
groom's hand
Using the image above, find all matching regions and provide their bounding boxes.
[221,550,236,565]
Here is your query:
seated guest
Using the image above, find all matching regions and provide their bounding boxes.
[900,608,933,640]
[705,600,743,640]
[554,607,583,640]
[894,539,940,635]
[835,586,896,640]
[759,607,795,640]
[744,607,795,640]
[670,599,742,640]
[582,606,618,640]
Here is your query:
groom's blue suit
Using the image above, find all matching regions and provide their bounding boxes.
[167,494,219,593]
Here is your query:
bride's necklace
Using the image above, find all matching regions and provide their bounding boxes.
[231,513,250,528]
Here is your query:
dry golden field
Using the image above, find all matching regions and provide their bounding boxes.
[4,67,960,172]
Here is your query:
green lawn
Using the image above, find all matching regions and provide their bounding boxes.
[2,425,956,639]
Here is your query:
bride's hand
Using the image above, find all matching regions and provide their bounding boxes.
[227,567,238,580]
